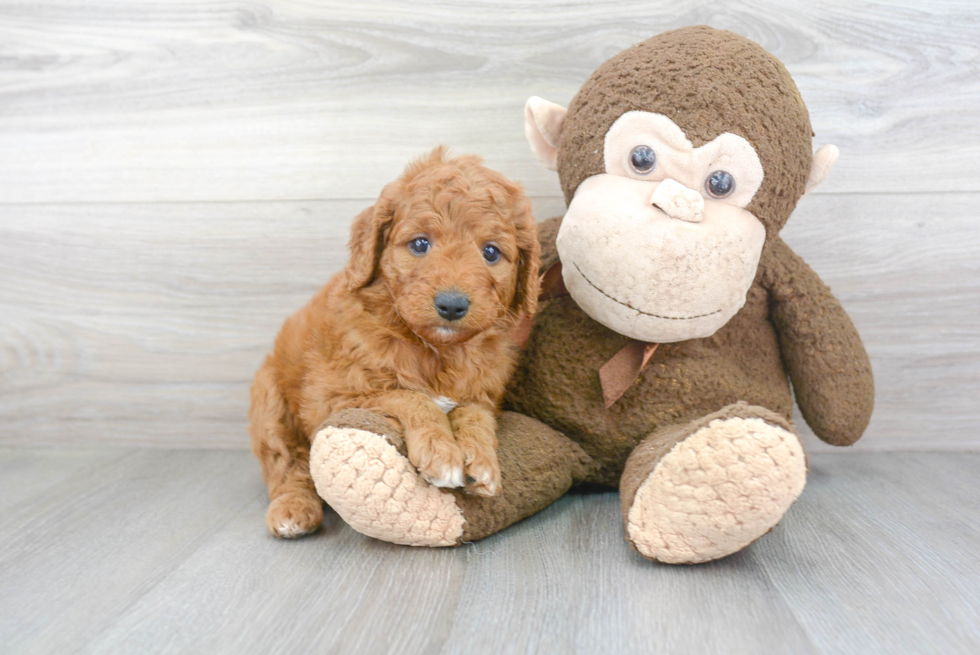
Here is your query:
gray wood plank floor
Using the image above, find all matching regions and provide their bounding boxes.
[0,448,977,655]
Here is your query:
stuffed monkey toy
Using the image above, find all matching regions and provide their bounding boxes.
[309,26,874,564]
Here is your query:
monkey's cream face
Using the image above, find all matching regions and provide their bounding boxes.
[556,112,767,343]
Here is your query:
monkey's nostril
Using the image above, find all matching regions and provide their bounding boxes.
[434,292,470,321]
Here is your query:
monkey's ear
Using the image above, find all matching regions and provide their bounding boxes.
[524,96,567,171]
[345,185,397,291]
[804,144,839,196]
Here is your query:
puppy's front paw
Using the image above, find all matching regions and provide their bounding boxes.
[462,443,502,497]
[407,429,465,489]
[265,491,323,539]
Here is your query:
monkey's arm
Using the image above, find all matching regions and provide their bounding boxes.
[759,237,874,446]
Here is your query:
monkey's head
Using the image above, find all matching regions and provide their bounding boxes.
[525,26,838,342]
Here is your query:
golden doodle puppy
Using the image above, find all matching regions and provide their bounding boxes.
[250,147,540,538]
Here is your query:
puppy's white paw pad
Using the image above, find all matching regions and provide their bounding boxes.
[423,465,465,488]
[464,468,500,496]
[274,521,306,538]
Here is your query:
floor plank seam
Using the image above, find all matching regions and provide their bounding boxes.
[0,449,142,557]
[753,552,828,655]
[82,488,270,652]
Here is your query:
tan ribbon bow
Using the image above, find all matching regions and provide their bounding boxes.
[598,341,659,408]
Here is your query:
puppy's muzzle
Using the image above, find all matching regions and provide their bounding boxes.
[434,291,470,321]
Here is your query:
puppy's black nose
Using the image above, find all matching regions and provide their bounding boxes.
[434,292,470,321]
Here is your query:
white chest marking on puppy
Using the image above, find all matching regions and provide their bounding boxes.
[432,396,458,414]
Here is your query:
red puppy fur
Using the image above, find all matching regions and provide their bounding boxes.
[249,147,540,538]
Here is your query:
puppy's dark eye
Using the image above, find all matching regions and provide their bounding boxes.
[705,170,735,198]
[408,237,430,256]
[482,244,501,265]
[629,145,657,174]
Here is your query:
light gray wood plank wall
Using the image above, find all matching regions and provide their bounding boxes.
[1,1,978,450]
[0,0,978,201]
[2,194,977,451]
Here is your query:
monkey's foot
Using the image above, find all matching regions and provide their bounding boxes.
[310,411,465,547]
[621,403,807,564]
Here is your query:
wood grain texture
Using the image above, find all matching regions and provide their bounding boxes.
[764,453,980,655]
[0,446,130,515]
[0,449,977,654]
[1,4,976,653]
[783,193,980,451]
[2,193,977,451]
[0,1,978,450]
[0,449,266,654]
[0,0,978,203]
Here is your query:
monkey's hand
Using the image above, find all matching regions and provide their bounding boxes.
[760,237,874,446]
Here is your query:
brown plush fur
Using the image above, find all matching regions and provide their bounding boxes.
[249,147,540,538]
[429,27,872,542]
[505,27,873,484]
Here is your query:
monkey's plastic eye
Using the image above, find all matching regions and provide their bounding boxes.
[482,244,502,265]
[408,237,430,255]
[629,145,657,174]
[705,170,735,198]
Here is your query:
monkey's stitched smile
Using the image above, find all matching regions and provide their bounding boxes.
[572,262,722,321]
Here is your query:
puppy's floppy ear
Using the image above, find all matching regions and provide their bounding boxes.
[345,183,397,291]
[509,189,541,317]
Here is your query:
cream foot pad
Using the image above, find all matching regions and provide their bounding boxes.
[627,417,807,564]
[310,426,465,547]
